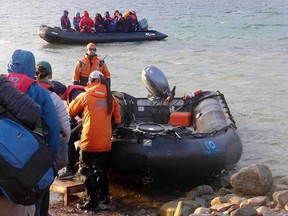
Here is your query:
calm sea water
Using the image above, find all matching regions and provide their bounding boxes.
[1,0,288,176]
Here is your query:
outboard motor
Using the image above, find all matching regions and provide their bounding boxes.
[141,65,170,99]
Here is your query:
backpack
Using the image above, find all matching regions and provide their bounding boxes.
[0,118,55,205]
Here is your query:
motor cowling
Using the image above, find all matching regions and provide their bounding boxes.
[141,65,170,99]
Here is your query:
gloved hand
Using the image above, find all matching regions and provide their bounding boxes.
[73,80,79,85]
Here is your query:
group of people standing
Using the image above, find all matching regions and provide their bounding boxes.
[61,9,139,33]
[0,43,121,214]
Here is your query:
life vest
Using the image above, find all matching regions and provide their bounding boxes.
[123,11,130,20]
[37,81,55,92]
[6,73,36,93]
[105,17,116,32]
[73,17,81,24]
[129,14,137,27]
[95,18,105,33]
[66,85,85,104]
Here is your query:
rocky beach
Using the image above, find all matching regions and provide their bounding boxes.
[49,164,288,216]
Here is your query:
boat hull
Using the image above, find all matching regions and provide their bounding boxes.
[110,127,242,180]
[38,25,168,44]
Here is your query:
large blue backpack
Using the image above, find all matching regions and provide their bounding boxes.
[0,118,55,205]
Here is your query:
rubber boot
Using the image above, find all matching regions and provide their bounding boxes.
[78,177,99,212]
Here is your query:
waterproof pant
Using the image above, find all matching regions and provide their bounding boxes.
[34,187,50,216]
[66,123,82,172]
[80,150,109,202]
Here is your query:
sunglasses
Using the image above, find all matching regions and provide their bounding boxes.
[88,48,96,51]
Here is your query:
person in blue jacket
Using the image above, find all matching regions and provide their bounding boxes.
[73,12,81,31]
[6,49,60,216]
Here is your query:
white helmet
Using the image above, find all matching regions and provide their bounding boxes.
[90,70,103,79]
[89,70,103,83]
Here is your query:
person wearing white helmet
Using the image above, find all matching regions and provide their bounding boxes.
[68,70,121,211]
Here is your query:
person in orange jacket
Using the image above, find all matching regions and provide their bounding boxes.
[79,11,94,33]
[68,71,120,212]
[73,42,111,86]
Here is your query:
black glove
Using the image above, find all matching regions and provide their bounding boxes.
[73,80,79,85]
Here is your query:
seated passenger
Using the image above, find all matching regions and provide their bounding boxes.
[125,11,139,32]
[94,13,105,33]
[116,13,125,32]
[73,12,81,31]
[103,11,116,33]
[112,10,120,24]
[60,10,71,30]
[79,11,94,33]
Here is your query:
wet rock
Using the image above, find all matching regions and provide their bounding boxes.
[186,185,214,200]
[223,204,238,215]
[217,188,233,197]
[210,196,229,206]
[230,205,258,216]
[228,195,246,206]
[239,196,269,208]
[199,194,215,205]
[194,197,206,207]
[270,183,288,194]
[193,207,210,214]
[174,200,194,216]
[210,203,235,212]
[273,176,288,185]
[158,198,200,216]
[256,206,278,216]
[189,214,213,216]
[230,164,273,195]
[273,190,288,207]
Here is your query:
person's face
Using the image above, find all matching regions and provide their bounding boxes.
[59,92,66,100]
[87,46,97,56]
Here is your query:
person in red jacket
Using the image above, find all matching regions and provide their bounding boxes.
[79,11,94,33]
[68,71,120,212]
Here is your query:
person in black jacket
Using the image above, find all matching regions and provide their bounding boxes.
[0,74,41,216]
[0,75,40,127]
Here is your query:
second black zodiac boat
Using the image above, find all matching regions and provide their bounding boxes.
[38,25,168,44]
[109,66,243,182]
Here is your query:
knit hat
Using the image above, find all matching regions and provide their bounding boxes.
[52,81,67,95]
[36,61,52,74]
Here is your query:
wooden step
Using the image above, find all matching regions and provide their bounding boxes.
[50,179,85,206]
